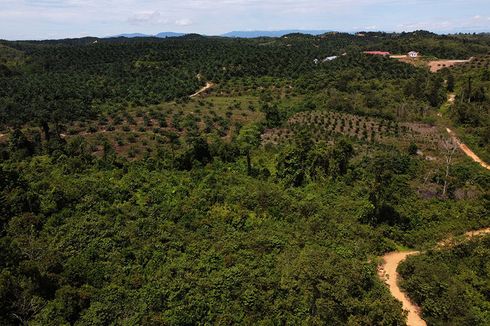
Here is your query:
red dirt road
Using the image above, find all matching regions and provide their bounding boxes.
[446,128,490,171]
[190,82,214,98]
[378,251,426,326]
[379,228,490,326]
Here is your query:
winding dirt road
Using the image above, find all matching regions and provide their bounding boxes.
[446,128,490,170]
[443,94,490,171]
[378,228,490,326]
[378,251,426,326]
[190,82,214,98]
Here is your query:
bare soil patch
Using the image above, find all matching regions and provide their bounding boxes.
[428,60,471,72]
[447,94,455,103]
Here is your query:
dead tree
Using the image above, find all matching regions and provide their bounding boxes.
[442,138,457,197]
[423,170,433,184]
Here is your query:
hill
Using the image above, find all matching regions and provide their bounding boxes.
[0,31,489,325]
[221,29,331,38]
[111,32,186,38]
[156,32,187,38]
[113,33,151,38]
[109,30,332,39]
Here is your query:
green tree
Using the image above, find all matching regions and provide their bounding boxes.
[447,72,455,92]
[329,138,354,177]
[261,102,282,128]
[236,123,262,175]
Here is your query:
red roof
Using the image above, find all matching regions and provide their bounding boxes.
[363,51,391,55]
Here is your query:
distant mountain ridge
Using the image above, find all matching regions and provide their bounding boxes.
[155,32,187,38]
[112,32,186,38]
[221,30,331,38]
[113,33,150,38]
[111,30,331,39]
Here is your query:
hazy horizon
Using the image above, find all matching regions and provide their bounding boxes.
[1,0,489,41]
[6,29,490,42]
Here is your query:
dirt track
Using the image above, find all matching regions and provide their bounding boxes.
[378,251,426,326]
[465,227,490,237]
[443,93,489,171]
[446,128,490,171]
[190,82,214,98]
[379,228,490,326]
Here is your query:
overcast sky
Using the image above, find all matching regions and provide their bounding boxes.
[1,0,489,40]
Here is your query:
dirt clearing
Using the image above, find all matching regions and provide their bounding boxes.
[428,59,471,72]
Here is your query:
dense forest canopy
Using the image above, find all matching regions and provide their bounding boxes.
[0,31,489,325]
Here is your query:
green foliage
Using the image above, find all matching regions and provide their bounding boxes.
[3,31,482,130]
[236,123,262,175]
[399,236,490,325]
[0,32,489,325]
[363,151,413,227]
[408,142,418,155]
[277,133,354,186]
[0,156,407,325]
[261,102,283,128]
[449,56,490,160]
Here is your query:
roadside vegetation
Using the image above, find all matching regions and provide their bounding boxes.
[398,235,490,325]
[444,55,490,162]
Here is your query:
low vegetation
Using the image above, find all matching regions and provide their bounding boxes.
[398,236,490,325]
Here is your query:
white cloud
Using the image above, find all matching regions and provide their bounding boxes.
[128,11,168,25]
[1,0,490,39]
[175,18,192,26]
[397,15,490,32]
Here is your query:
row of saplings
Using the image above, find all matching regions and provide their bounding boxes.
[264,111,405,144]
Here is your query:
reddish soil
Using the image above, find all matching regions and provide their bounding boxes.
[378,251,426,326]
[390,55,409,59]
[428,60,471,72]
[446,128,490,170]
[438,228,490,248]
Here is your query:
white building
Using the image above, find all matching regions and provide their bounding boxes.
[322,56,338,62]
[408,51,419,58]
